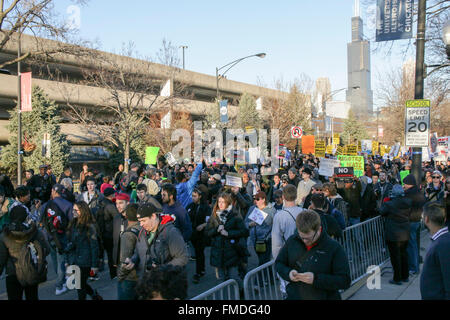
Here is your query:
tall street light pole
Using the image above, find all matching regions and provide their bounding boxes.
[179,45,188,70]
[216,53,266,101]
[412,0,426,186]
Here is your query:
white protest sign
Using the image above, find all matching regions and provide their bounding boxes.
[318,158,341,177]
[164,152,178,167]
[248,208,268,225]
[422,147,430,162]
[361,140,373,153]
[225,174,243,188]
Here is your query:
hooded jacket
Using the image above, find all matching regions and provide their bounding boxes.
[175,162,203,209]
[162,201,192,242]
[0,222,50,276]
[134,215,188,279]
[275,231,351,300]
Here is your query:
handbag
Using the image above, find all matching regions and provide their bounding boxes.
[255,240,267,253]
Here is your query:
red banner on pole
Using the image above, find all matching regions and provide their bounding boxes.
[21,72,32,112]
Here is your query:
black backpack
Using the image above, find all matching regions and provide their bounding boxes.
[14,234,48,287]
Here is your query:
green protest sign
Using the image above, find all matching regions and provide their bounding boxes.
[337,155,365,177]
[145,147,160,165]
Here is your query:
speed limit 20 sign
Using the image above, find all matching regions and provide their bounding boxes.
[405,100,430,147]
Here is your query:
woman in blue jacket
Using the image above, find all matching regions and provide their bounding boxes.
[66,201,102,300]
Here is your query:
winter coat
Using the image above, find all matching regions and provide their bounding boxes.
[186,202,211,247]
[296,179,316,206]
[244,204,276,245]
[113,213,128,266]
[97,198,119,240]
[136,194,162,211]
[206,208,249,269]
[162,201,192,242]
[380,196,412,242]
[77,191,103,217]
[66,222,99,268]
[117,222,141,282]
[374,181,393,207]
[404,186,427,222]
[425,182,445,203]
[0,222,50,277]
[0,197,14,232]
[134,218,188,279]
[175,163,203,209]
[313,209,343,239]
[231,189,253,220]
[360,182,378,221]
[275,231,351,300]
[337,181,362,219]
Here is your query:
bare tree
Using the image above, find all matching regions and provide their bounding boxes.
[0,0,92,69]
[377,62,449,145]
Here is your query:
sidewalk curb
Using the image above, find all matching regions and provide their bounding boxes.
[342,261,390,300]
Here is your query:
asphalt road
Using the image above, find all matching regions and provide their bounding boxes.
[0,242,260,300]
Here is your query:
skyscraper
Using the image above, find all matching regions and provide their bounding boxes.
[346,0,373,119]
[314,77,331,115]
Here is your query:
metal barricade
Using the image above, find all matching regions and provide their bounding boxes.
[243,260,283,300]
[191,279,240,300]
[337,215,390,285]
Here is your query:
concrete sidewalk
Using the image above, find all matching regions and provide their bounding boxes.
[348,229,430,300]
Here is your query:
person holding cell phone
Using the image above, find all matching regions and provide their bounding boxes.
[275,210,350,300]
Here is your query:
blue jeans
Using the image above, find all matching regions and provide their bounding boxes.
[49,245,67,290]
[117,280,137,300]
[407,222,420,273]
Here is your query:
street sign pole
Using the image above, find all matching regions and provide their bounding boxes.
[412,0,426,186]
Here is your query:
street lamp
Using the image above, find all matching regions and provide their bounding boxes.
[216,53,266,100]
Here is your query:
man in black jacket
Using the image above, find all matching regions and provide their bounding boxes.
[275,210,350,300]
[97,188,120,279]
[403,174,426,275]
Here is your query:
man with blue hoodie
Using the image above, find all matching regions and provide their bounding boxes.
[175,160,203,209]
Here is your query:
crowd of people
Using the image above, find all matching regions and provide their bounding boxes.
[0,152,448,300]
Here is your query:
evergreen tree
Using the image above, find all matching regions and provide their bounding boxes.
[340,109,369,145]
[0,86,70,177]
[236,93,262,129]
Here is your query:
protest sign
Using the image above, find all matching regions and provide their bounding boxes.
[337,155,364,177]
[225,174,243,188]
[326,145,333,155]
[302,136,315,154]
[318,158,341,177]
[345,145,357,155]
[145,147,160,165]
[164,152,178,167]
[333,133,340,146]
[361,140,372,153]
[336,146,344,155]
[315,140,326,158]
[372,141,379,155]
[248,207,268,225]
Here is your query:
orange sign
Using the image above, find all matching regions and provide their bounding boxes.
[302,135,315,154]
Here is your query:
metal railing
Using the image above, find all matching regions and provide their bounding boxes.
[243,260,282,300]
[196,215,390,300]
[191,279,240,300]
[337,215,390,285]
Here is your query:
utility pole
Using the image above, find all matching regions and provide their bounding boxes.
[17,32,22,186]
[412,0,426,185]
[180,45,188,70]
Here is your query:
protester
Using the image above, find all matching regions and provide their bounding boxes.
[275,209,351,300]
[0,206,50,300]
[65,201,103,300]
[205,192,249,290]
[296,168,315,207]
[420,202,450,300]
[135,183,162,210]
[380,185,412,285]
[135,264,188,300]
[161,184,192,242]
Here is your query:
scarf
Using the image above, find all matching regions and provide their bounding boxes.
[217,205,233,224]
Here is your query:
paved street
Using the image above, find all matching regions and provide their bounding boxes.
[0,241,260,300]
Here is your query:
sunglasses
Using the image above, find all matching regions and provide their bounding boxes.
[254,198,265,201]
[432,176,440,179]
